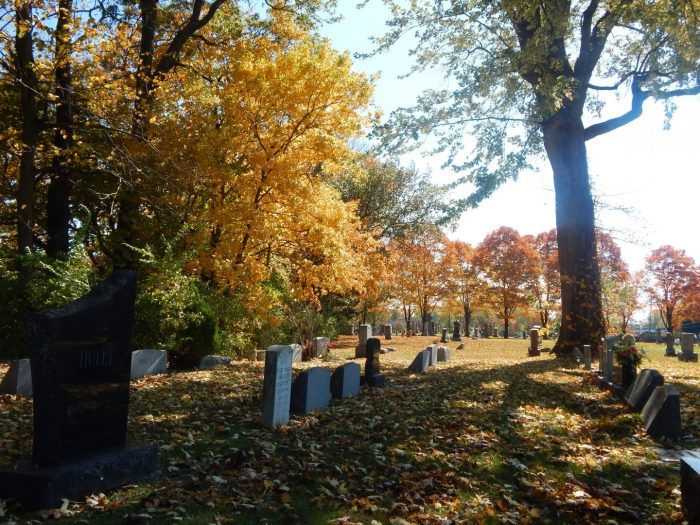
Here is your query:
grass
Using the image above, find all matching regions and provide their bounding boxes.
[0,335,698,524]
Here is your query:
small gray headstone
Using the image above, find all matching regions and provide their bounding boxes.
[583,345,591,370]
[452,320,462,341]
[665,332,676,356]
[0,359,33,396]
[641,385,681,441]
[383,324,392,340]
[437,346,450,362]
[681,457,700,525]
[355,324,372,358]
[290,367,331,413]
[312,337,330,359]
[441,327,448,343]
[291,344,303,363]
[427,344,438,366]
[408,350,430,373]
[599,338,606,374]
[655,327,662,344]
[624,368,664,412]
[330,363,360,399]
[679,333,698,362]
[198,355,231,370]
[261,346,293,427]
[130,349,167,380]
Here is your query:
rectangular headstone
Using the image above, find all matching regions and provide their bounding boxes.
[666,332,676,356]
[291,343,303,363]
[330,363,361,399]
[408,350,430,373]
[290,367,331,413]
[441,327,448,343]
[130,349,167,380]
[362,338,385,387]
[624,368,665,412]
[437,346,450,362]
[355,324,372,358]
[573,347,583,365]
[641,385,681,441]
[599,337,606,374]
[0,358,33,396]
[383,324,392,340]
[583,345,591,371]
[605,339,614,382]
[312,337,330,358]
[679,333,698,362]
[198,355,231,370]
[452,320,462,341]
[681,457,700,525]
[428,344,438,366]
[262,345,293,427]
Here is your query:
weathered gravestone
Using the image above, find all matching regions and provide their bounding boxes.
[583,345,592,371]
[641,385,681,441]
[0,270,157,510]
[441,327,448,343]
[355,324,372,358]
[681,457,700,525]
[408,350,430,373]
[362,338,385,387]
[666,332,676,356]
[624,369,664,412]
[604,336,618,383]
[656,327,662,344]
[330,363,360,399]
[0,358,33,396]
[312,337,330,359]
[452,320,462,341]
[261,345,293,428]
[130,349,167,380]
[290,367,331,413]
[427,344,438,366]
[291,343,303,363]
[437,346,450,362]
[492,327,499,337]
[383,324,392,340]
[679,333,698,362]
[528,328,540,357]
[198,355,231,370]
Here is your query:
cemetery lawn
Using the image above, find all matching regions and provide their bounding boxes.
[1,338,699,524]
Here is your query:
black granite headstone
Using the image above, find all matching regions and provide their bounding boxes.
[681,457,700,525]
[641,385,681,441]
[408,350,430,373]
[290,367,331,413]
[624,369,664,413]
[362,338,385,387]
[0,270,157,509]
[330,363,361,399]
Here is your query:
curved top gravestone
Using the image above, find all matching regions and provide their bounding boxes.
[27,270,137,466]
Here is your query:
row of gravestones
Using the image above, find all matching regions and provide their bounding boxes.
[262,338,386,427]
[596,335,682,441]
[408,344,450,372]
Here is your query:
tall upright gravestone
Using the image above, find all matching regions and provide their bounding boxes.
[262,345,293,427]
[0,270,157,509]
[355,324,372,358]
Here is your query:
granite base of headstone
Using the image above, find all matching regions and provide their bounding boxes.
[624,369,664,413]
[681,457,700,525]
[437,346,450,362]
[408,350,429,373]
[330,363,360,399]
[641,385,681,441]
[262,346,293,427]
[290,367,331,413]
[131,349,167,380]
[361,338,385,387]
[198,355,231,370]
[0,270,157,510]
[0,358,33,396]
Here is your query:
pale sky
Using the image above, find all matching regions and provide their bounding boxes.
[321,2,700,274]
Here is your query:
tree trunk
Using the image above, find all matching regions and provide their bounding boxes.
[15,0,38,256]
[463,306,471,336]
[47,0,73,257]
[504,318,509,338]
[543,112,605,355]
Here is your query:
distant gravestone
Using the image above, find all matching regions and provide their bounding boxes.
[312,337,330,359]
[452,320,462,341]
[641,385,681,441]
[456,343,465,350]
[583,345,592,371]
[679,333,698,362]
[262,345,293,427]
[666,332,676,356]
[437,346,450,362]
[473,327,479,338]
[0,358,32,396]
[624,369,665,413]
[528,329,540,356]
[355,324,372,358]
[427,344,438,366]
[492,327,498,337]
[290,367,331,413]
[362,338,385,387]
[573,347,583,365]
[604,337,615,382]
[681,457,700,525]
[130,349,167,380]
[656,327,662,344]
[383,324,392,340]
[198,355,230,370]
[330,363,360,399]
[408,350,430,373]
[291,344,303,363]
[522,331,527,339]
[0,270,157,510]
[441,327,448,343]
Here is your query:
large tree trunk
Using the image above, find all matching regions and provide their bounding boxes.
[46,0,73,257]
[543,111,605,355]
[15,0,38,256]
[463,305,471,336]
[503,318,509,338]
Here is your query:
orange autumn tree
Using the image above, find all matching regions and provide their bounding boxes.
[529,230,560,339]
[474,227,540,338]
[645,245,698,332]
[444,240,483,334]
[596,231,631,334]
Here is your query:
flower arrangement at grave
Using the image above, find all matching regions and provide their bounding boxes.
[612,336,644,368]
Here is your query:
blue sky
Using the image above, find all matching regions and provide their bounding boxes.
[320,2,700,274]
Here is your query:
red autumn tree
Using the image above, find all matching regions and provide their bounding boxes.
[644,245,697,332]
[529,230,560,338]
[474,227,541,338]
[444,240,484,334]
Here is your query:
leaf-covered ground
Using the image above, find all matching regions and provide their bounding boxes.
[1,336,699,524]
